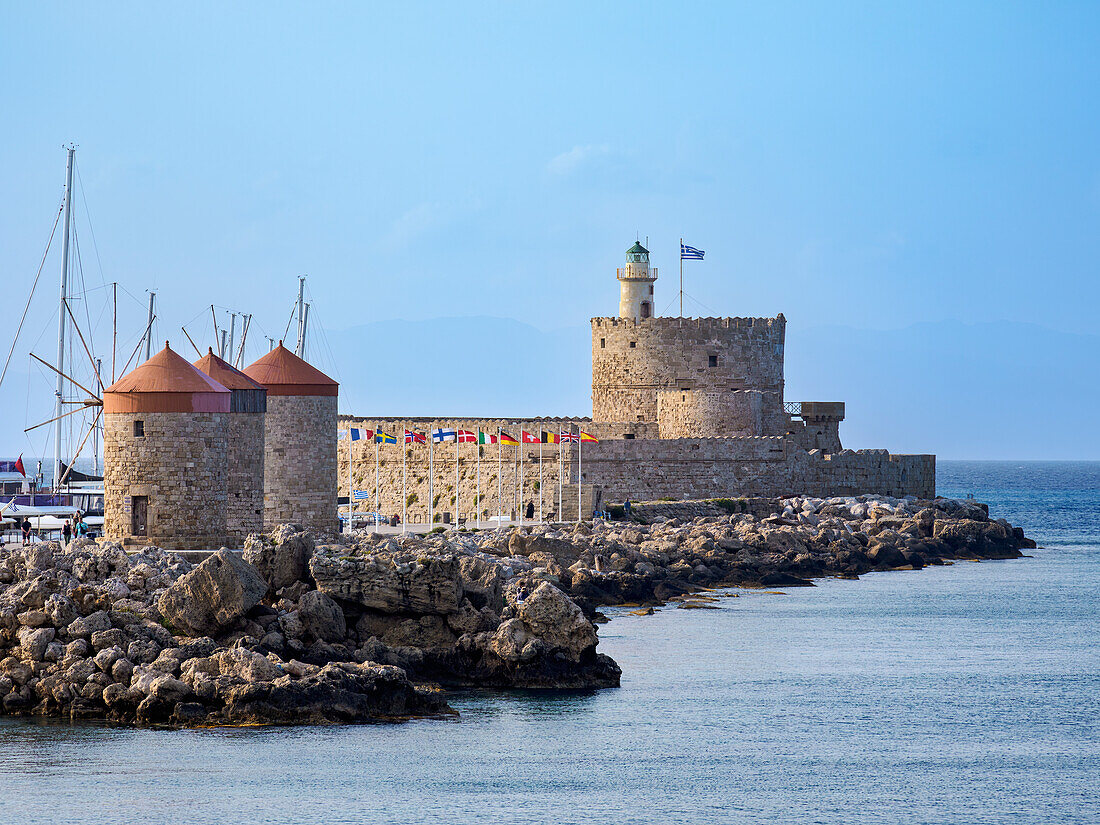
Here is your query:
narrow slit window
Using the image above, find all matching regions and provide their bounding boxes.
[133,420,145,438]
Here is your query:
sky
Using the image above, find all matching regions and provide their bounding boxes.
[2,2,1098,460]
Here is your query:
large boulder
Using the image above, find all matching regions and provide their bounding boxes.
[157,551,267,636]
[298,590,346,643]
[242,525,315,591]
[310,549,462,615]
[512,581,597,662]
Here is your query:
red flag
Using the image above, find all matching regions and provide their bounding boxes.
[521,430,540,443]
[456,430,477,443]
[14,455,25,477]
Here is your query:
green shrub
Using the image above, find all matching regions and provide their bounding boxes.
[710,498,748,514]
[607,504,625,519]
[406,493,418,506]
[430,525,445,533]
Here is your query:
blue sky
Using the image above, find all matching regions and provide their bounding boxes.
[2,2,1099,458]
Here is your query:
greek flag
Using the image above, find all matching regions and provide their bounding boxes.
[352,490,371,500]
[432,428,456,443]
[681,243,705,260]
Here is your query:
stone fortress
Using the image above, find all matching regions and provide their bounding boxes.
[340,242,934,523]
[99,240,933,548]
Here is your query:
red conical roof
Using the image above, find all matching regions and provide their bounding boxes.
[104,343,231,413]
[243,342,338,397]
[194,348,266,391]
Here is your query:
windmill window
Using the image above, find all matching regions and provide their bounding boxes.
[708,355,718,368]
[600,338,606,348]
[629,341,637,348]
[133,420,145,438]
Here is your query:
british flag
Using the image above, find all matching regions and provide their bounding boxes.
[559,430,580,443]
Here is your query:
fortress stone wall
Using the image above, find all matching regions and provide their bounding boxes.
[592,315,785,424]
[656,389,784,438]
[339,417,934,522]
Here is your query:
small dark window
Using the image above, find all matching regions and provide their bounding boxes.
[708,355,718,368]
[600,338,605,348]
[649,285,654,295]
[624,433,635,440]
[133,420,145,437]
[629,341,637,348]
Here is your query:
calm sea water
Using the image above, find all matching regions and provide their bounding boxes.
[1,461,1097,825]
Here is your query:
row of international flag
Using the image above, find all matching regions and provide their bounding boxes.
[342,427,600,445]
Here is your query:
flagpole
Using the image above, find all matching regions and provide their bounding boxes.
[402,431,407,535]
[538,440,543,523]
[518,435,523,528]
[374,428,380,530]
[497,426,502,526]
[679,236,683,328]
[558,424,563,522]
[455,437,459,530]
[347,431,353,534]
[476,432,481,529]
[429,432,434,527]
[577,424,582,523]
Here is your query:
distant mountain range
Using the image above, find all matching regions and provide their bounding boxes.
[4,317,1095,460]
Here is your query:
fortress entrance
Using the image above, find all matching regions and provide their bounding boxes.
[640,301,651,318]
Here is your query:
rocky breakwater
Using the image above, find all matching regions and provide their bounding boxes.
[330,495,1035,613]
[489,494,1036,605]
[0,538,445,726]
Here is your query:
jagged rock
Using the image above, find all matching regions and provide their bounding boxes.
[511,581,596,662]
[157,550,267,636]
[17,626,55,661]
[310,549,463,615]
[242,525,315,591]
[212,661,448,725]
[298,590,346,643]
[67,610,112,638]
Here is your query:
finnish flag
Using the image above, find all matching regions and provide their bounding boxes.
[432,428,456,443]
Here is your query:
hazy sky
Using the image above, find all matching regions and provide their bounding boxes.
[2,3,1098,457]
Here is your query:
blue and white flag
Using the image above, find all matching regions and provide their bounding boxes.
[681,243,705,260]
[432,428,456,443]
[350,428,369,441]
[352,490,372,500]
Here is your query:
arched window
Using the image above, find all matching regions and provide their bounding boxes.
[640,301,651,318]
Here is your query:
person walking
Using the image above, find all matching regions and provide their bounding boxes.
[62,519,72,545]
[76,516,88,538]
[21,518,31,546]
[525,500,534,520]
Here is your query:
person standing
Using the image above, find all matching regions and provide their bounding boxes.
[62,519,72,545]
[21,518,31,546]
[76,516,87,538]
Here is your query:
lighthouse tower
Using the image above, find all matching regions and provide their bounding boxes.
[617,241,657,320]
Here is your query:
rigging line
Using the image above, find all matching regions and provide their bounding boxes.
[70,214,96,363]
[0,199,65,391]
[680,289,716,316]
[74,160,107,289]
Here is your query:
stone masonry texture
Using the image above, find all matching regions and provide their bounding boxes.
[591,315,786,425]
[104,411,228,551]
[227,411,265,544]
[264,394,338,535]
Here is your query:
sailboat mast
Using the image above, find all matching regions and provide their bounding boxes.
[144,292,155,360]
[54,146,75,490]
[296,276,305,357]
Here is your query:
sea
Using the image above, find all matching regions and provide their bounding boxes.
[0,461,1097,825]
